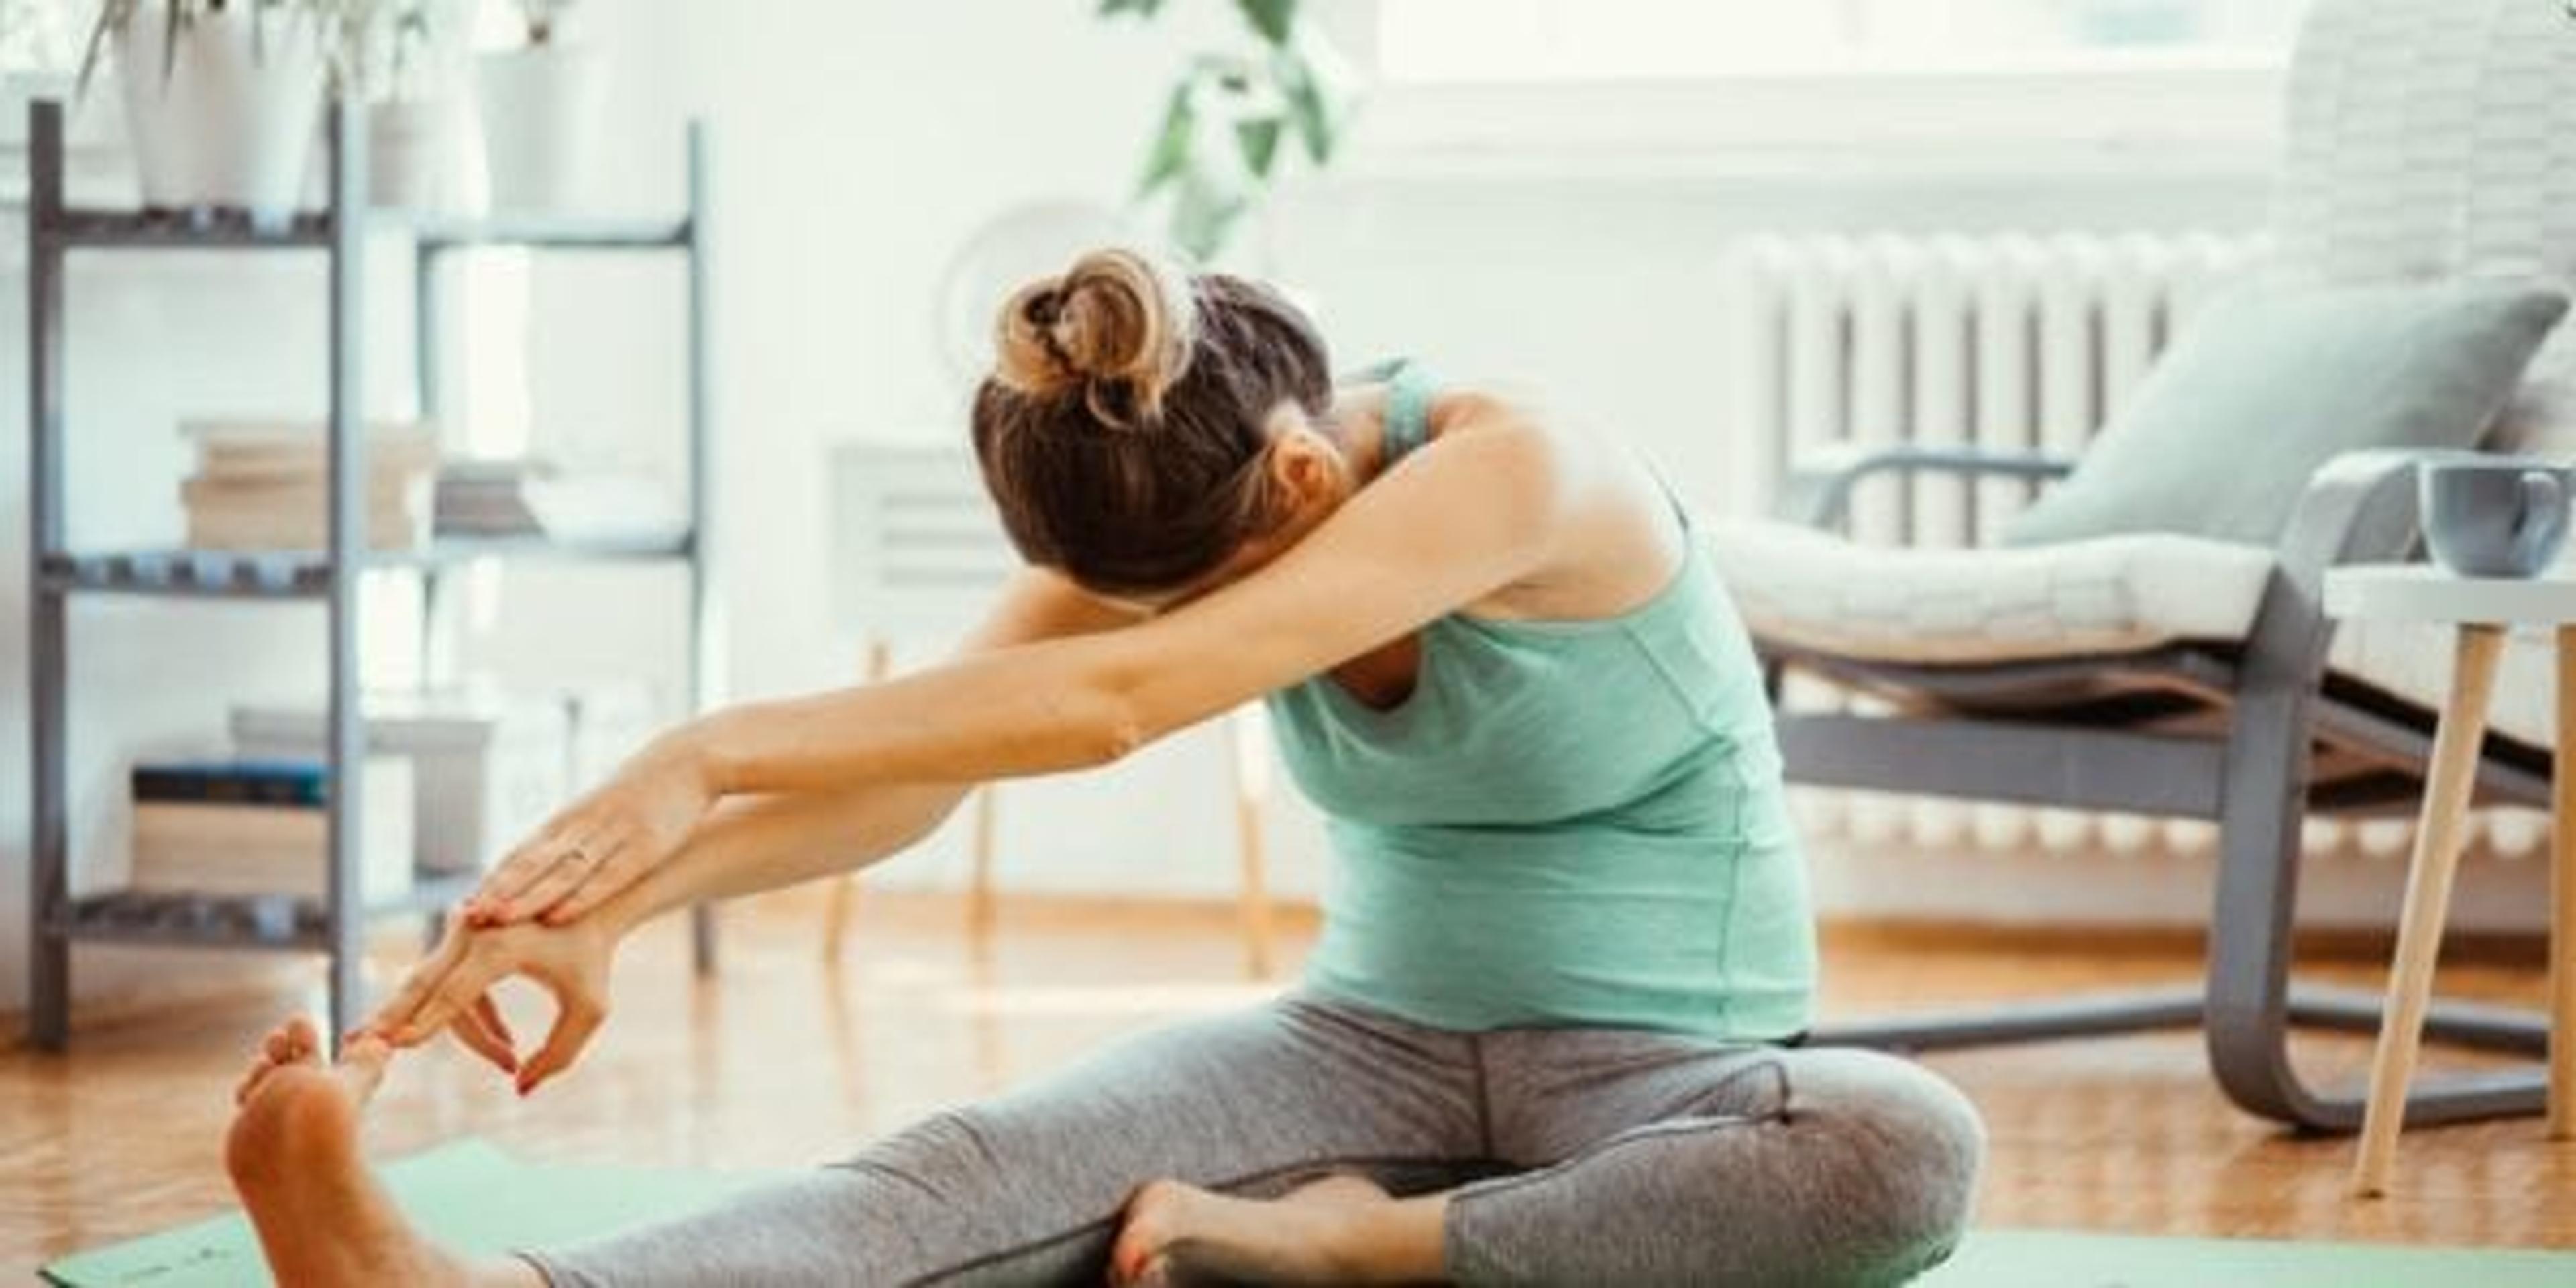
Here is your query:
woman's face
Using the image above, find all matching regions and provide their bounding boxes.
[1090,412,1350,616]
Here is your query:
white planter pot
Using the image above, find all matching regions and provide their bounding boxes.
[115,6,328,225]
[474,44,608,213]
[369,98,466,212]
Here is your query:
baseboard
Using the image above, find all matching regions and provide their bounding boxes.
[9,886,2538,1046]
[1816,917,2544,967]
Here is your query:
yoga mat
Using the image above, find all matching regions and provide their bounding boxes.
[46,1139,2576,1287]
[40,1140,776,1287]
[1921,1227,2576,1287]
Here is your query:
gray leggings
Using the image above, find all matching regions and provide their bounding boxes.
[529,994,1984,1287]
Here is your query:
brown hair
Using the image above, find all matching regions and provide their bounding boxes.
[971,248,1334,595]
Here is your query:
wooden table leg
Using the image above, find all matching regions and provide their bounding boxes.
[2352,623,2505,1198]
[822,640,897,963]
[2554,626,2576,1140]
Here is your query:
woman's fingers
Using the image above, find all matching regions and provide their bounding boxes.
[447,994,519,1075]
[516,837,625,926]
[473,826,615,925]
[474,992,519,1053]
[465,843,568,926]
[361,917,471,1041]
[469,822,596,923]
[536,839,641,926]
[515,997,605,1097]
[388,948,508,1046]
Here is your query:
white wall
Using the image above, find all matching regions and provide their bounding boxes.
[531,1,2271,908]
[0,3,2288,1012]
[0,239,435,1010]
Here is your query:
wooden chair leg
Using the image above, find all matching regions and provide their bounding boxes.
[968,785,1000,942]
[1230,706,1278,979]
[2553,626,2576,1140]
[2351,623,2504,1197]
[824,639,896,963]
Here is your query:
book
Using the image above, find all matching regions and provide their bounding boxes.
[132,759,335,807]
[177,417,441,552]
[127,756,416,900]
[185,504,427,552]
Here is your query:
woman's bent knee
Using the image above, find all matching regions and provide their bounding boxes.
[1787,1049,1987,1281]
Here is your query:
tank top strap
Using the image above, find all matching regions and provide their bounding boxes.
[1359,357,1435,466]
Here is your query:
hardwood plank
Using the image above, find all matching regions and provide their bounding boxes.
[4,890,2571,1267]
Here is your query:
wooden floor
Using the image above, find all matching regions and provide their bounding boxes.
[7,889,2575,1271]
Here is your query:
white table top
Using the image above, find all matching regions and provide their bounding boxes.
[2324,563,2576,625]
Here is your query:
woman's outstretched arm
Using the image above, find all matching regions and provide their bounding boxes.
[465,567,1140,925]
[374,570,1141,1083]
[473,402,1591,927]
[692,409,1578,795]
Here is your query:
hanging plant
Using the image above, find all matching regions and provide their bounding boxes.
[1100,0,1359,263]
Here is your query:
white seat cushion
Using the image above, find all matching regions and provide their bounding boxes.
[1711,519,2559,748]
[1708,519,2277,665]
[2330,619,2555,748]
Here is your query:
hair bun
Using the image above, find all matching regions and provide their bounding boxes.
[993,248,1197,426]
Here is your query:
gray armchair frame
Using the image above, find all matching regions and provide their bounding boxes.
[1768,446,2551,1132]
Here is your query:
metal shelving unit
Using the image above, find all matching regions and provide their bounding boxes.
[23,100,723,1049]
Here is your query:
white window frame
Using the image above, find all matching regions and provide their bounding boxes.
[1325,1,2286,182]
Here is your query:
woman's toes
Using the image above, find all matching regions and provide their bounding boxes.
[259,1015,322,1067]
[233,1055,276,1107]
[1112,1181,1187,1283]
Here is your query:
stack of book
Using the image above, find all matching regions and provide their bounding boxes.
[435,455,688,545]
[231,692,573,877]
[179,419,440,551]
[434,458,551,537]
[128,755,416,902]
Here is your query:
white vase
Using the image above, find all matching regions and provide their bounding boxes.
[368,98,465,211]
[115,5,327,225]
[474,43,608,213]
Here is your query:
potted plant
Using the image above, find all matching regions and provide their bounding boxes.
[77,0,342,227]
[474,0,604,211]
[1100,0,1360,264]
[343,0,461,209]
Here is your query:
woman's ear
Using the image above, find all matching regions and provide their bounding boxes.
[1265,431,1349,517]
[1257,402,1349,515]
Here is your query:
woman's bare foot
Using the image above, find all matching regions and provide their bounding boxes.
[1110,1171,1446,1286]
[225,1016,523,1288]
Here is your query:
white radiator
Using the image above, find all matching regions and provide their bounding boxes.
[1717,232,2548,930]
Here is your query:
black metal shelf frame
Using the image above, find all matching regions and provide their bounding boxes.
[23,99,724,1049]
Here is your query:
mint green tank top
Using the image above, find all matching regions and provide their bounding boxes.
[1265,360,1817,1042]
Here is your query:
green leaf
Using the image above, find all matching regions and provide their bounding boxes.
[1170,170,1248,264]
[73,0,129,103]
[1234,115,1283,178]
[1135,81,1196,198]
[162,1,183,88]
[1098,0,1166,17]
[1234,0,1296,46]
[1273,47,1338,164]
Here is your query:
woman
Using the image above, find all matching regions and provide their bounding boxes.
[225,249,1985,1286]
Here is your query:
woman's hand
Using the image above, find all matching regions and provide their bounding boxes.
[362,913,617,1096]
[464,735,718,928]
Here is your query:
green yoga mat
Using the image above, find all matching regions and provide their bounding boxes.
[43,1138,2576,1287]
[40,1140,773,1287]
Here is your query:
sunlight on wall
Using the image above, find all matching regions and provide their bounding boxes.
[1377,0,2311,80]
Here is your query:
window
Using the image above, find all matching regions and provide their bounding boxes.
[1378,0,2311,83]
[0,0,81,76]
